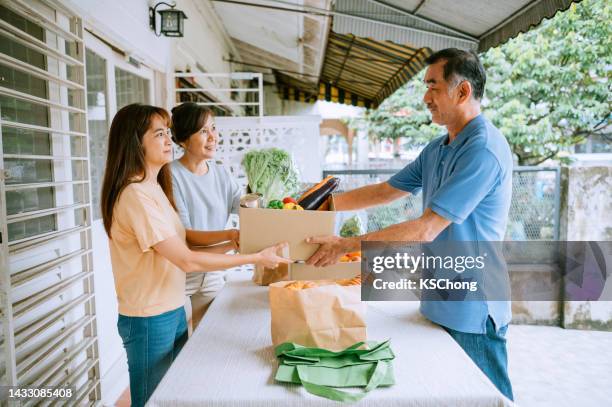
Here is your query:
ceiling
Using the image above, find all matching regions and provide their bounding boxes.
[211,0,332,88]
[210,0,579,107]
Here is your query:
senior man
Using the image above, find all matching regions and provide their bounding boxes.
[306,48,514,400]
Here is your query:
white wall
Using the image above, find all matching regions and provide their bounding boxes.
[560,166,612,330]
[58,0,237,404]
[171,1,235,74]
[63,0,173,72]
[65,0,237,108]
[169,0,239,110]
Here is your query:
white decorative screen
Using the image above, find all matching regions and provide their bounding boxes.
[215,115,323,190]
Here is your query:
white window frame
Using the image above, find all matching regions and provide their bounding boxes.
[82,28,158,404]
[84,31,154,117]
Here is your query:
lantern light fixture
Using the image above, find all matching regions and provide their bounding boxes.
[149,2,187,37]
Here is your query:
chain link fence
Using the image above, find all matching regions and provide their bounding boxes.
[324,167,561,241]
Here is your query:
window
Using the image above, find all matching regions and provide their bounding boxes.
[85,49,108,220]
[84,34,154,221]
[115,67,150,108]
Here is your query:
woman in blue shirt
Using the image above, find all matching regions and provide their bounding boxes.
[170,102,242,331]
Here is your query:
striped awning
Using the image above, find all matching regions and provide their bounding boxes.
[332,0,579,54]
[218,0,579,109]
[276,31,431,108]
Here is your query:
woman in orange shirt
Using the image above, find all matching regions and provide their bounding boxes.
[101,104,288,407]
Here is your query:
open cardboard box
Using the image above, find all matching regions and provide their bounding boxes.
[239,206,335,260]
[240,196,361,281]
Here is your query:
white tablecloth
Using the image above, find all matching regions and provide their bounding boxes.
[149,273,512,406]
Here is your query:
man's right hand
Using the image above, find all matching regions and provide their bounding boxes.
[255,242,291,268]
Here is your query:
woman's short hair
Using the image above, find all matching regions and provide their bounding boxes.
[171,102,214,145]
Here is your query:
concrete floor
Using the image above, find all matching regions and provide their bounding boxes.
[507,324,612,406]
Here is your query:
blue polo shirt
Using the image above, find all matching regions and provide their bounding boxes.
[388,114,513,334]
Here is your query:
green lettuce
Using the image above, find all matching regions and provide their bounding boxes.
[242,148,300,203]
[340,215,364,237]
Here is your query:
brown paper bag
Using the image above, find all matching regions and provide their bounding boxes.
[269,280,366,351]
[252,263,289,286]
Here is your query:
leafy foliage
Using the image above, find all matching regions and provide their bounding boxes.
[355,0,611,165]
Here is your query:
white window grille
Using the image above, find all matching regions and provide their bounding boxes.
[0,0,100,404]
[215,115,323,188]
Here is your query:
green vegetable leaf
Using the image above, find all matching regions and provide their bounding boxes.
[242,148,301,203]
[340,215,364,237]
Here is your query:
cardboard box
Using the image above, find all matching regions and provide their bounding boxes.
[239,206,336,260]
[289,262,361,281]
[252,263,289,286]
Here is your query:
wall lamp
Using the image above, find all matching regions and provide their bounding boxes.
[149,2,188,37]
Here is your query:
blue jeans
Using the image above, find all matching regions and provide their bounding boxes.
[443,316,514,401]
[118,307,188,407]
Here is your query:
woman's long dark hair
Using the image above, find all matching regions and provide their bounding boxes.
[170,102,214,145]
[101,103,175,237]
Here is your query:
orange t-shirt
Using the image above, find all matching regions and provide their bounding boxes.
[109,182,186,316]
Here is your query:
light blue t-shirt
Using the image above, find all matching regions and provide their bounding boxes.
[388,114,513,334]
[171,160,242,231]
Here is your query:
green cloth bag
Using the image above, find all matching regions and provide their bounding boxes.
[275,340,395,402]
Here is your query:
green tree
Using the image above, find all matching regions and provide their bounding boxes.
[357,0,611,165]
[481,0,611,165]
[348,74,441,157]
[368,76,441,147]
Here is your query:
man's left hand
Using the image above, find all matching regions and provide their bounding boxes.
[305,235,358,267]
